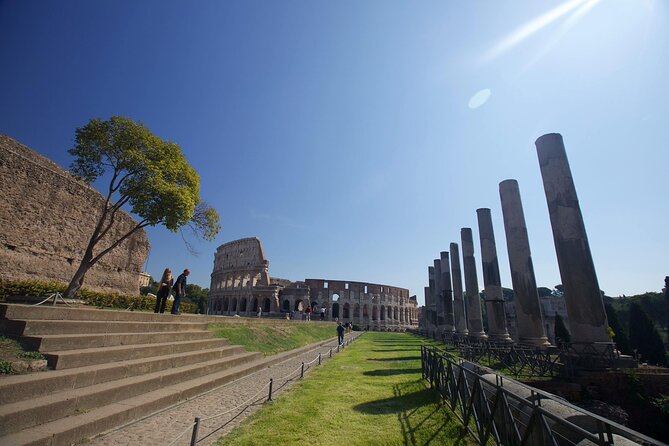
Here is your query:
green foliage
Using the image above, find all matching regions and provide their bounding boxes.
[554,313,571,347]
[209,323,337,355]
[18,351,45,360]
[185,284,208,314]
[629,302,667,366]
[537,287,553,297]
[70,116,218,233]
[611,292,668,338]
[0,360,12,374]
[0,279,197,314]
[652,394,669,417]
[64,116,221,298]
[221,333,473,446]
[605,303,632,355]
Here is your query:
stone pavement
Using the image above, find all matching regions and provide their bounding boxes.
[86,334,360,446]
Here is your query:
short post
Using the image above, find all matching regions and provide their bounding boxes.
[318,353,322,365]
[268,378,273,401]
[190,417,200,446]
[300,362,305,378]
[329,348,332,358]
[337,345,340,353]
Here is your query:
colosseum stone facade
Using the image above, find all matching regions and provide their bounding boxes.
[208,237,418,331]
[0,134,149,295]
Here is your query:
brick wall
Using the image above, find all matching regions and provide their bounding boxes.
[0,134,149,294]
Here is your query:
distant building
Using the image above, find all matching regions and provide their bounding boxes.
[207,237,418,330]
[138,272,152,289]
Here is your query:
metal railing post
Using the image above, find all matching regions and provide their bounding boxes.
[318,353,322,365]
[329,348,332,358]
[190,417,200,446]
[301,362,305,378]
[268,378,273,401]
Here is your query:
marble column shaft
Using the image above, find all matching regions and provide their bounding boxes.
[428,266,437,326]
[433,259,444,326]
[461,228,487,339]
[450,243,469,335]
[476,208,513,342]
[536,133,610,344]
[499,179,551,347]
[439,251,455,333]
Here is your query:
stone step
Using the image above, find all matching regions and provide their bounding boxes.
[44,338,231,369]
[0,351,279,446]
[0,345,247,405]
[20,330,214,352]
[0,304,215,323]
[0,350,262,437]
[0,319,208,336]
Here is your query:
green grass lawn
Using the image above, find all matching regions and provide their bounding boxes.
[218,332,473,446]
[208,322,338,355]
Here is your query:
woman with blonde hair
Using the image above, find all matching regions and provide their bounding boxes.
[154,268,173,313]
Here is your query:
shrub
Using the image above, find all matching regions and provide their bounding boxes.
[18,351,45,360]
[0,279,197,314]
[0,360,13,374]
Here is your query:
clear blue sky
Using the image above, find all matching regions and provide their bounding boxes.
[1,0,667,302]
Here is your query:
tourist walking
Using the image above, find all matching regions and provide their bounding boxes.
[337,322,344,345]
[320,306,325,320]
[305,305,312,321]
[171,269,190,315]
[154,268,173,314]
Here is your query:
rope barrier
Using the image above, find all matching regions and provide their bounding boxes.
[199,381,271,422]
[165,421,197,446]
[166,332,363,445]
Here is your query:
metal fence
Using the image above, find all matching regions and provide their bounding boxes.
[166,333,364,446]
[421,345,666,446]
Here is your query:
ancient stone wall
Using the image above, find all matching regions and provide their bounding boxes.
[0,135,149,294]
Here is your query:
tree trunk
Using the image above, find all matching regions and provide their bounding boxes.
[63,251,94,299]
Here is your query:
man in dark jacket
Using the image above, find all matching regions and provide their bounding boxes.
[337,322,344,345]
[171,269,190,315]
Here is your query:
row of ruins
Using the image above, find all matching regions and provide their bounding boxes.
[207,238,419,330]
[422,133,613,353]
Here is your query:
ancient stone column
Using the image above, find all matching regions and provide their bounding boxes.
[423,286,431,330]
[499,179,551,347]
[428,266,437,327]
[536,133,611,345]
[439,251,455,333]
[433,259,444,326]
[450,243,469,335]
[476,208,513,343]
[461,228,487,340]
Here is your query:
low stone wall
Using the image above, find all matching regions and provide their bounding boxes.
[0,134,149,295]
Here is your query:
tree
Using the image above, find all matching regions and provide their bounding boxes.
[629,302,667,366]
[537,287,553,298]
[605,303,632,355]
[63,116,221,298]
[554,313,571,347]
[185,284,209,314]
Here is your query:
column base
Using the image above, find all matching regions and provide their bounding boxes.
[467,331,488,341]
[518,336,552,348]
[488,332,514,343]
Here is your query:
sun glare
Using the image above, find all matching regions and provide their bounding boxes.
[482,0,599,63]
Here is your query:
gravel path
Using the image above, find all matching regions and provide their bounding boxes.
[87,333,361,446]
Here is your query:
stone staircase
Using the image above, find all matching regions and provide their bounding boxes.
[0,304,269,446]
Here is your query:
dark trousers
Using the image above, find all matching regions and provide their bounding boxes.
[338,333,344,344]
[171,294,183,314]
[154,292,169,313]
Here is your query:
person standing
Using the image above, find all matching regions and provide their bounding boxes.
[154,268,173,314]
[305,305,312,321]
[171,269,190,315]
[337,322,345,345]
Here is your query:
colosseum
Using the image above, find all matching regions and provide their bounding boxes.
[208,237,418,331]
